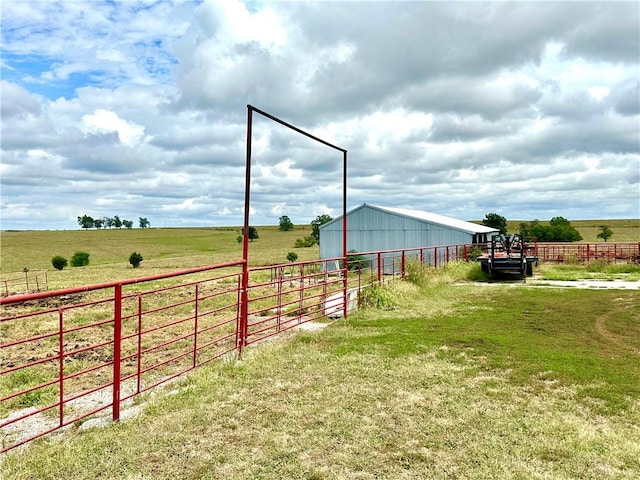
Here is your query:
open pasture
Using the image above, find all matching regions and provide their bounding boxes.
[0,226,320,290]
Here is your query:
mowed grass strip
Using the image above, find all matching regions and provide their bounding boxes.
[2,271,639,479]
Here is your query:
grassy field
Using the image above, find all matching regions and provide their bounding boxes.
[0,226,320,289]
[1,263,639,479]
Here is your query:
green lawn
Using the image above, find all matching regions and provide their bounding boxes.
[2,264,638,479]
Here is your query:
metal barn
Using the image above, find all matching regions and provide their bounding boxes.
[319,203,498,260]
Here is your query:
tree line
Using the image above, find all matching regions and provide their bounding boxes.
[78,215,150,229]
[482,213,613,242]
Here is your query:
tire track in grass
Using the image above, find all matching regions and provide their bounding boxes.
[595,303,640,356]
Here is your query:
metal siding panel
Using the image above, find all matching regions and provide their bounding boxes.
[319,204,476,259]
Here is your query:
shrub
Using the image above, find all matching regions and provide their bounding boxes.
[51,255,68,270]
[466,262,489,282]
[70,251,90,267]
[294,236,317,248]
[286,251,298,263]
[129,252,143,268]
[360,284,397,310]
[466,246,484,260]
[405,259,433,286]
[347,250,370,271]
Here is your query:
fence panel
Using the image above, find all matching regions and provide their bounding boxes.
[1,263,243,453]
[244,258,347,346]
[533,242,640,263]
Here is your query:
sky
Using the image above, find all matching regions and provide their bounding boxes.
[1,0,639,231]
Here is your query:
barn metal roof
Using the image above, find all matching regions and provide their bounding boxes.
[322,203,499,235]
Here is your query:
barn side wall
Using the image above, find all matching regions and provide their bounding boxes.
[319,205,474,259]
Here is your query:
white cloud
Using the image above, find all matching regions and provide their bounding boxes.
[80,109,146,146]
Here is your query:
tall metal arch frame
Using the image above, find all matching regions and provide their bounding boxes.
[239,105,348,353]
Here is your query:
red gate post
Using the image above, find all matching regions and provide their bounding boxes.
[58,308,64,427]
[112,284,122,422]
[136,294,143,394]
[277,266,283,331]
[235,276,242,351]
[193,283,199,368]
[377,253,382,285]
[298,264,305,323]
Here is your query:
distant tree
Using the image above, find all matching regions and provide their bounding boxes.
[93,218,105,229]
[520,219,549,241]
[104,217,115,229]
[482,213,507,235]
[77,215,94,230]
[279,215,294,231]
[139,217,150,228]
[311,214,333,244]
[113,215,123,229]
[596,225,613,242]
[129,252,143,268]
[549,216,582,242]
[236,235,243,244]
[122,219,133,229]
[519,217,582,242]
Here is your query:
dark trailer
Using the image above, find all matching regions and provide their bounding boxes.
[477,233,538,278]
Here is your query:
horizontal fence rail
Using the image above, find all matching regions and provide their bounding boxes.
[2,241,637,452]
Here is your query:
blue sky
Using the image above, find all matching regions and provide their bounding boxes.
[1,0,639,231]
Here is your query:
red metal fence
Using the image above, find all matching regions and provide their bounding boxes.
[533,242,640,263]
[2,241,637,453]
